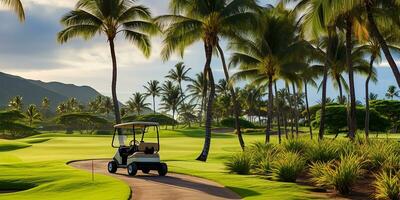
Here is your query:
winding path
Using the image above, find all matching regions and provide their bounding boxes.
[69,160,241,200]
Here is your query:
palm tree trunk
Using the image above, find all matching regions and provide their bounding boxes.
[365,55,375,139]
[336,76,344,104]
[346,17,356,140]
[216,43,245,150]
[172,109,175,130]
[108,39,122,127]
[274,81,282,144]
[304,80,313,139]
[197,43,215,162]
[365,2,400,87]
[199,96,204,127]
[292,82,299,137]
[153,95,156,114]
[286,84,294,138]
[266,76,273,143]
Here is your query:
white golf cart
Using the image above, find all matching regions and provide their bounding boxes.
[107,121,168,176]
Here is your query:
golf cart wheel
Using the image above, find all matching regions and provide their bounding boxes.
[158,163,168,176]
[142,168,150,174]
[127,163,138,176]
[108,161,117,173]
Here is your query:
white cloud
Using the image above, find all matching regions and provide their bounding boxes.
[378,60,400,68]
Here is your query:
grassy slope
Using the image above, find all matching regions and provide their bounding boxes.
[4,128,390,200]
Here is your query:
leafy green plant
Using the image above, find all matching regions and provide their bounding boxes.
[270,151,305,182]
[225,151,252,175]
[309,154,365,194]
[248,142,280,175]
[283,138,309,154]
[220,118,255,129]
[306,140,338,163]
[373,171,400,200]
[364,140,395,170]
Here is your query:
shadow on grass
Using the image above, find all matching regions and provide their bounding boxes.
[173,129,235,138]
[225,186,261,198]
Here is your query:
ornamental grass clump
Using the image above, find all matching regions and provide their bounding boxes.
[309,154,365,195]
[270,151,305,182]
[283,138,309,154]
[248,142,280,175]
[373,171,400,200]
[225,151,252,175]
[305,140,338,163]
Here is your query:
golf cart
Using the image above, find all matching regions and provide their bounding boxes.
[107,122,168,176]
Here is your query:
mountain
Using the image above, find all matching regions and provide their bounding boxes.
[0,72,102,110]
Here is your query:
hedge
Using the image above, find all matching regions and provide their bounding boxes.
[221,117,255,129]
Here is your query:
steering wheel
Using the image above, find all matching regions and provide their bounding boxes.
[129,140,140,147]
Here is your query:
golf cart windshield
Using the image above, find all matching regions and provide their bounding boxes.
[112,122,160,150]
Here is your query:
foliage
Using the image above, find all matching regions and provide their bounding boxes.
[124,114,177,126]
[270,151,305,182]
[225,151,253,175]
[220,117,255,129]
[282,138,309,154]
[373,171,400,200]
[0,110,38,138]
[248,142,280,175]
[312,105,391,134]
[370,100,400,131]
[305,140,338,163]
[363,140,396,170]
[56,113,110,134]
[309,154,365,194]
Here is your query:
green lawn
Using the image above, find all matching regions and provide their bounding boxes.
[0,128,367,200]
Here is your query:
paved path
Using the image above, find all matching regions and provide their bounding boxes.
[69,160,241,200]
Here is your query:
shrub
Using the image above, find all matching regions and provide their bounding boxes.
[382,154,400,174]
[312,106,391,134]
[283,138,309,154]
[225,151,252,175]
[270,151,305,182]
[220,118,255,129]
[364,140,395,170]
[370,100,400,132]
[373,171,400,200]
[306,140,338,163]
[309,154,365,194]
[248,142,280,175]
[57,113,110,134]
[333,139,357,157]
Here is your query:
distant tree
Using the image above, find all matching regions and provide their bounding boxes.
[101,97,114,115]
[25,104,41,126]
[187,72,207,126]
[57,113,109,134]
[385,85,400,100]
[41,97,50,118]
[161,82,182,129]
[166,62,191,97]
[56,103,68,114]
[178,102,197,128]
[369,93,378,100]
[0,0,24,21]
[144,80,161,114]
[126,92,150,115]
[8,96,23,111]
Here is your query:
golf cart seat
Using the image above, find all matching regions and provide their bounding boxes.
[138,142,159,154]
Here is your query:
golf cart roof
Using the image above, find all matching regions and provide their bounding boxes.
[114,121,159,129]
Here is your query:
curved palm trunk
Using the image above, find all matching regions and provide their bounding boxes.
[266,76,273,143]
[216,43,245,150]
[366,2,400,87]
[152,95,156,114]
[292,82,299,137]
[365,55,375,139]
[286,84,294,138]
[108,39,122,129]
[199,96,204,127]
[346,18,356,140]
[304,80,313,139]
[336,76,344,104]
[196,43,215,162]
[274,81,282,144]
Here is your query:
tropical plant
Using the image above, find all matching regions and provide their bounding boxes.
[225,151,252,175]
[126,92,150,115]
[160,81,182,129]
[25,104,41,126]
[373,171,400,200]
[144,80,161,114]
[187,72,207,126]
[270,151,305,182]
[57,0,159,126]
[56,103,68,114]
[0,0,24,21]
[177,102,197,127]
[166,62,191,97]
[386,85,400,100]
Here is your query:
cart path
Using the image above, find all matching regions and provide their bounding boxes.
[69,160,241,200]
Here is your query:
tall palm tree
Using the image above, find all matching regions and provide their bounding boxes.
[160,83,182,130]
[1,0,24,21]
[157,0,258,161]
[386,85,400,100]
[144,80,161,114]
[57,0,159,126]
[102,97,114,115]
[166,62,191,97]
[26,104,41,126]
[230,6,308,143]
[8,96,23,111]
[56,103,68,114]
[187,72,207,127]
[127,92,150,116]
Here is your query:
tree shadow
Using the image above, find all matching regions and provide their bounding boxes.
[225,186,261,198]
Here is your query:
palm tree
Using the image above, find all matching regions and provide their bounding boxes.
[41,97,50,118]
[127,92,150,116]
[369,93,378,100]
[144,80,161,114]
[1,0,24,21]
[26,104,41,126]
[230,7,308,143]
[187,72,207,127]
[8,96,23,111]
[385,85,400,100]
[66,97,79,112]
[160,83,182,130]
[57,0,159,126]
[56,103,68,114]
[102,97,114,115]
[178,102,197,128]
[157,0,259,161]
[166,62,191,97]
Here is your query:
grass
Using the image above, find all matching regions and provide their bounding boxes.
[0,128,327,200]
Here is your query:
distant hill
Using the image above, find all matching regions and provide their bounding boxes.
[0,72,103,110]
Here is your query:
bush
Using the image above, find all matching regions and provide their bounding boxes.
[57,113,110,134]
[248,142,280,175]
[309,154,365,194]
[270,151,305,182]
[370,100,400,132]
[312,105,391,134]
[306,140,338,163]
[364,140,396,170]
[225,151,252,175]
[374,171,400,200]
[220,118,255,129]
[283,138,309,154]
[333,139,358,157]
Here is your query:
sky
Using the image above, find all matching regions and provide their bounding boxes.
[0,0,399,109]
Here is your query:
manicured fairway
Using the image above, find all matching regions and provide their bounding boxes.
[0,129,327,200]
